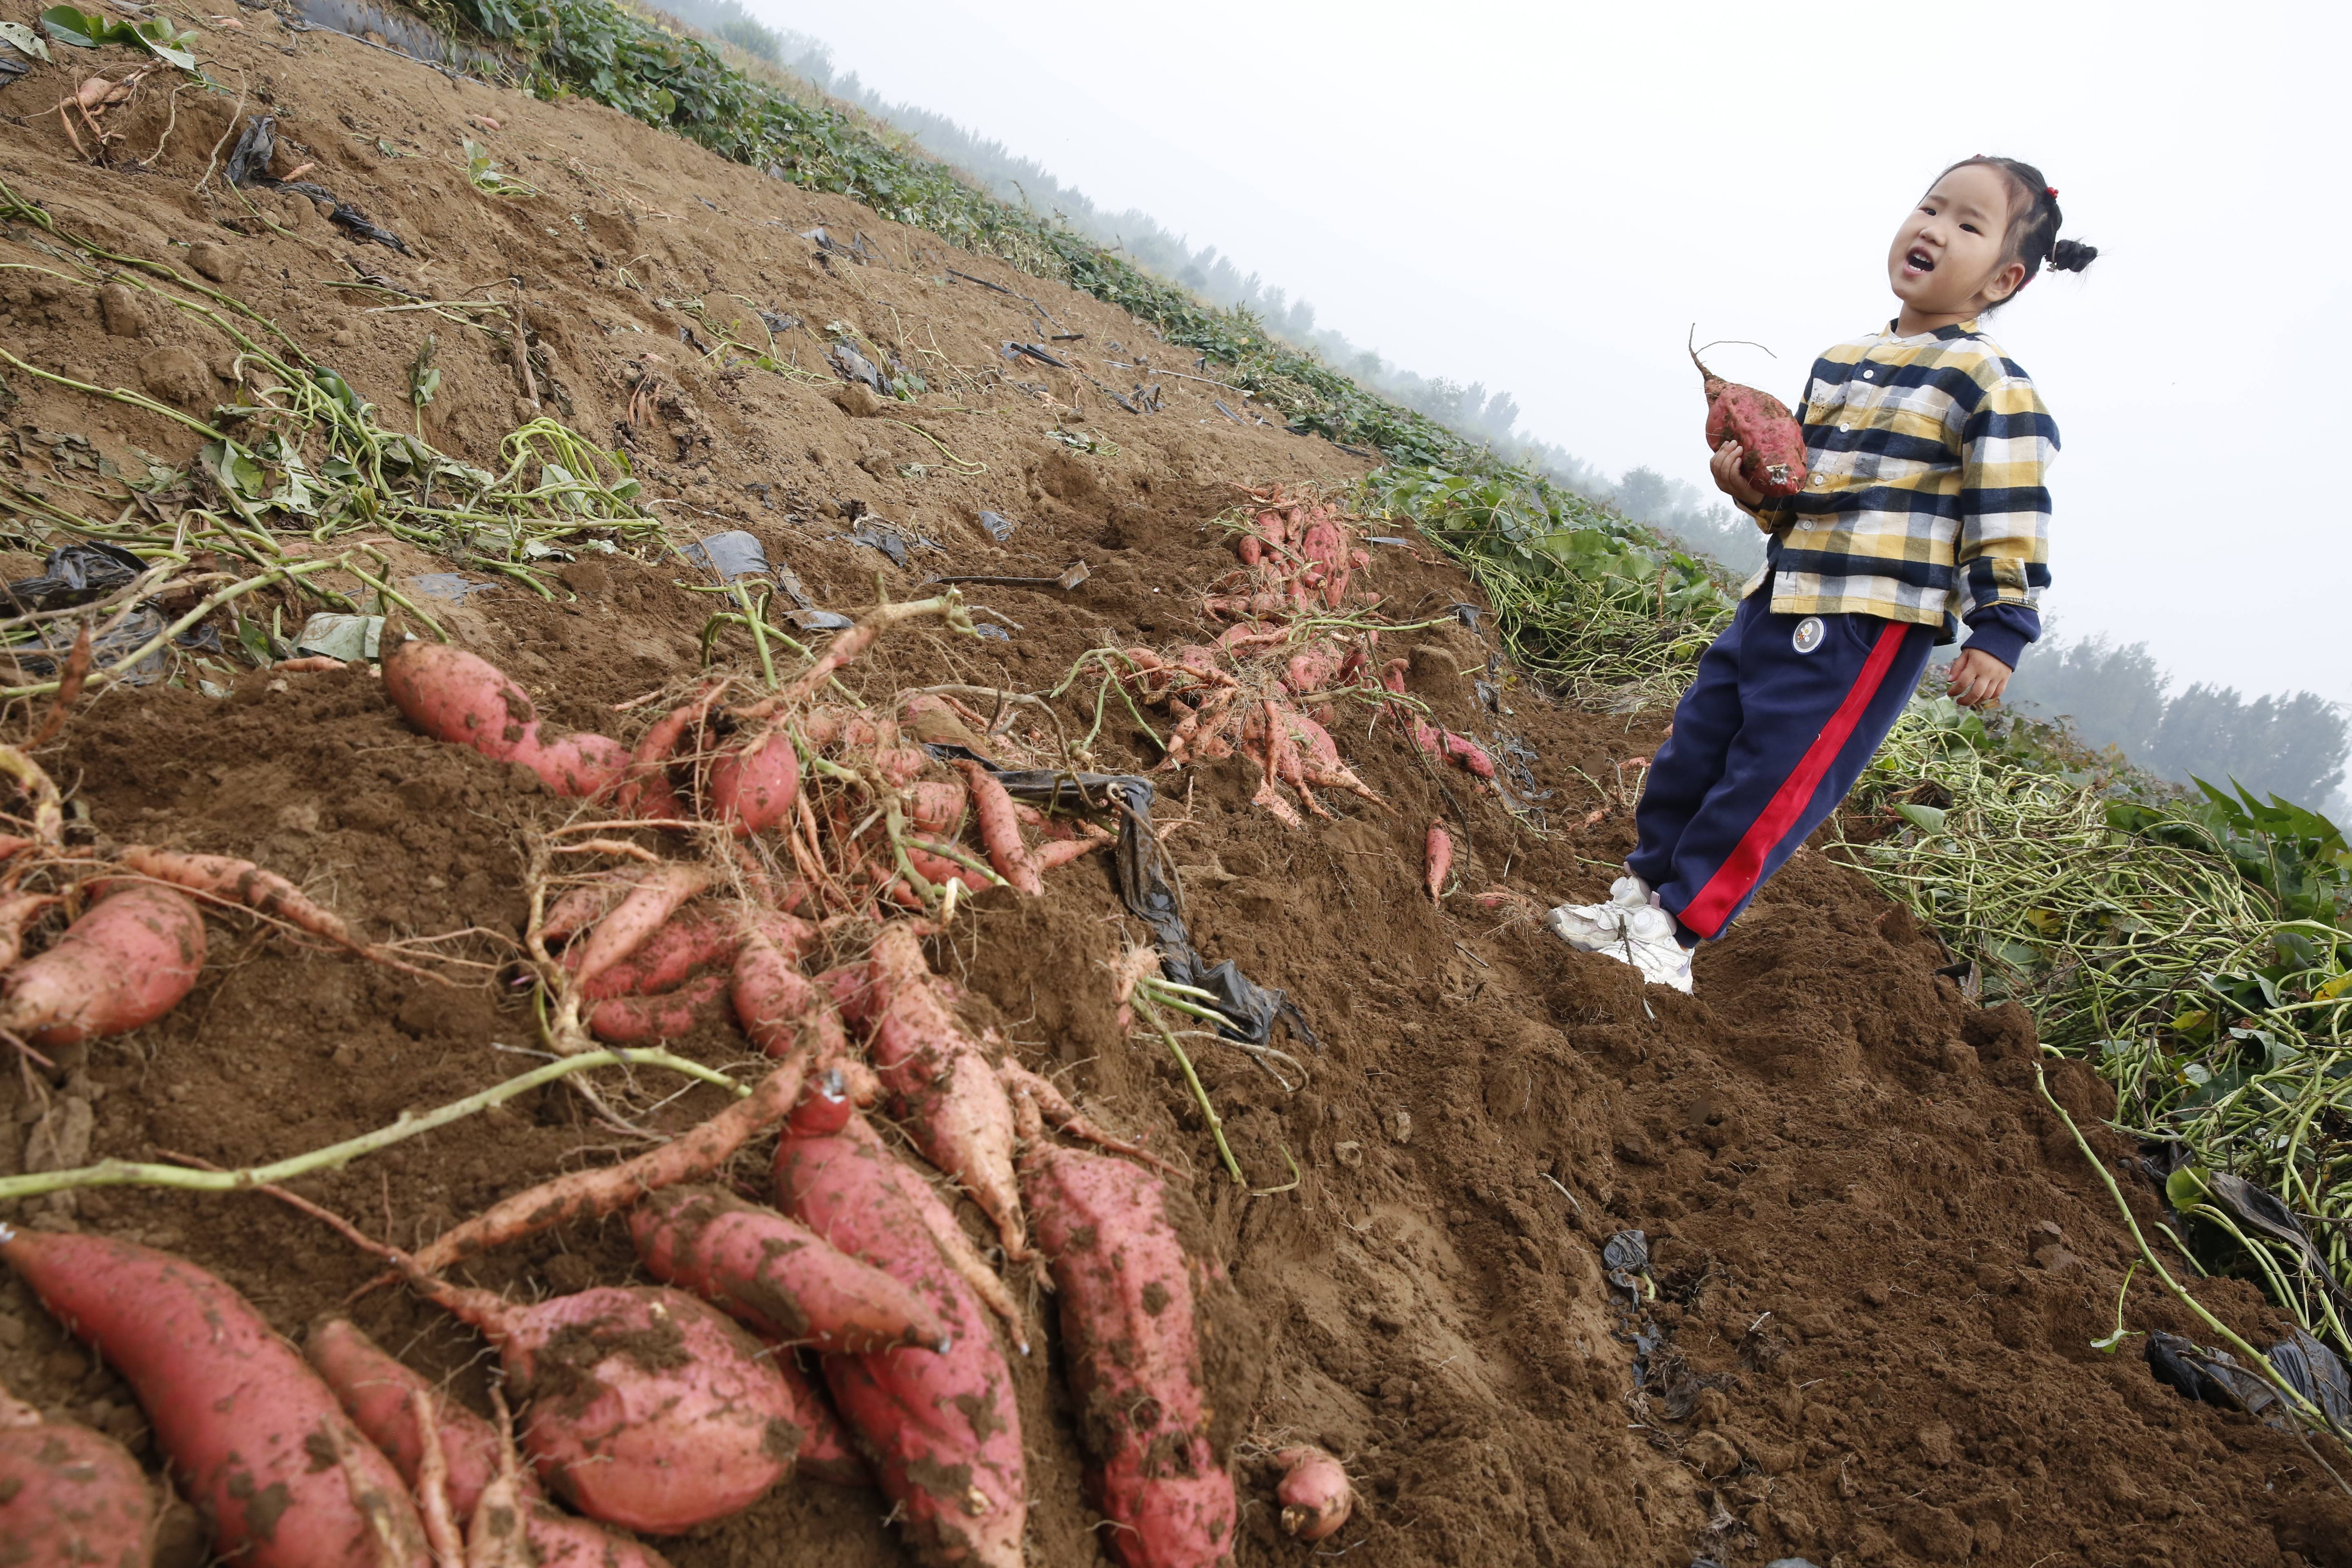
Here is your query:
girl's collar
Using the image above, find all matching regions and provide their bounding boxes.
[1881,317,1984,343]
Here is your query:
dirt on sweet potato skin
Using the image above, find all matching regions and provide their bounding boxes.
[2,19,2348,1568]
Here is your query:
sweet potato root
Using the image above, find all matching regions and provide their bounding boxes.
[0,1224,428,1568]
[630,1184,952,1354]
[0,1376,158,1568]
[853,921,1026,1259]
[410,1052,811,1275]
[773,1115,1027,1568]
[1015,1091,1235,1568]
[1275,1445,1353,1542]
[773,1354,867,1488]
[0,883,205,1048]
[118,844,361,950]
[1425,820,1452,904]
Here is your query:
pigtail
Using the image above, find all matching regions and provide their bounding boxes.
[2048,238,2098,274]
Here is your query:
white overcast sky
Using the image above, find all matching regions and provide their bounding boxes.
[762,0,2349,706]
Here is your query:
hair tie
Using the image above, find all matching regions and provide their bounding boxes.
[2045,185,2059,198]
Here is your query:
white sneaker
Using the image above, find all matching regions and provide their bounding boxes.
[1546,880,1695,994]
[1544,875,1654,948]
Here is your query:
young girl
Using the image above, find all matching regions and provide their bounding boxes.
[1550,155,2096,993]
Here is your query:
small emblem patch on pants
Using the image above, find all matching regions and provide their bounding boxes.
[1792,616,1825,655]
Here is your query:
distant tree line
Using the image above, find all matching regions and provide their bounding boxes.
[650,0,2348,818]
[1998,637,2350,817]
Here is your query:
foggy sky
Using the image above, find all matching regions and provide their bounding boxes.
[763,0,2351,706]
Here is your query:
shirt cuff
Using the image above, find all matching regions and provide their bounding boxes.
[1960,603,2040,670]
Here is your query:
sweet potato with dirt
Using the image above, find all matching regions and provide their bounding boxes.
[0,1375,158,1568]
[733,922,848,1062]
[630,1184,951,1354]
[305,1314,512,1519]
[771,1354,868,1488]
[403,1274,800,1535]
[953,760,1042,896]
[773,1115,1027,1568]
[1691,336,1809,498]
[587,972,729,1043]
[574,906,740,1000]
[705,723,800,837]
[566,863,714,989]
[1425,820,1452,904]
[118,844,361,951]
[383,638,627,800]
[0,1224,428,1568]
[1275,1446,1352,1541]
[0,883,205,1048]
[1013,1096,1236,1568]
[851,921,1027,1258]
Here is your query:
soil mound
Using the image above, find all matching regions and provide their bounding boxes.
[1,20,2345,1568]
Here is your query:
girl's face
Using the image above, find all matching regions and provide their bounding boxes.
[1887,164,2029,324]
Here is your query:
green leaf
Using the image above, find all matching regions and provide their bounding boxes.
[0,20,52,59]
[125,14,195,67]
[38,5,110,47]
[1893,802,1949,834]
[2164,1164,2212,1210]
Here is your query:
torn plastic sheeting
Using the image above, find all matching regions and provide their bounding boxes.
[680,530,770,582]
[2147,1327,2352,1429]
[224,117,411,254]
[828,342,886,396]
[4,606,166,684]
[293,613,383,662]
[918,747,1309,1049]
[0,541,149,613]
[977,510,1018,544]
[408,572,499,603]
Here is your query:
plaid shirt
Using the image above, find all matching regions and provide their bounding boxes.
[1742,319,2055,640]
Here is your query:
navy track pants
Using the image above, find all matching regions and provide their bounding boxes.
[1628,593,1933,940]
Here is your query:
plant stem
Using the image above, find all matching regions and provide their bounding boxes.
[0,1048,746,1203]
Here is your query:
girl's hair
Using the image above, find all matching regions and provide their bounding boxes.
[1940,155,2098,304]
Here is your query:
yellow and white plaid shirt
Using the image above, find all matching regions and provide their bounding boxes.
[1742,318,2055,639]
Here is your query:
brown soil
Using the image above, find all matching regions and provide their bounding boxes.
[3,19,2348,1568]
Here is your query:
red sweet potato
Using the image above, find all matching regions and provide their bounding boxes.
[1692,336,1809,498]
[1014,1098,1234,1568]
[0,883,205,1047]
[462,1386,675,1568]
[419,1278,800,1535]
[852,922,1026,1258]
[305,1314,512,1519]
[587,972,729,1043]
[0,1225,427,1567]
[383,639,626,800]
[773,1116,1027,1568]
[705,723,800,838]
[0,1377,158,1567]
[568,864,714,990]
[953,760,1042,896]
[1274,1446,1352,1541]
[733,922,848,1062]
[575,906,740,1000]
[772,1354,868,1488]
[906,779,968,838]
[1425,820,1452,904]
[630,1184,951,1354]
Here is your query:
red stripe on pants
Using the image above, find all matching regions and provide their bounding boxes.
[1679,620,1909,936]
